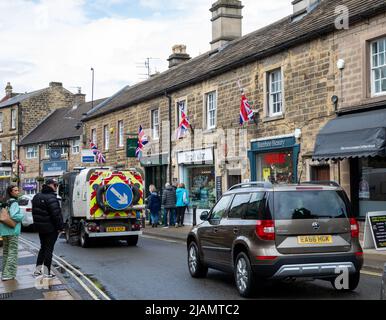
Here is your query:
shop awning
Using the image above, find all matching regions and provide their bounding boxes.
[313,109,386,160]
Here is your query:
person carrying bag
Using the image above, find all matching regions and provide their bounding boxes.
[0,185,24,281]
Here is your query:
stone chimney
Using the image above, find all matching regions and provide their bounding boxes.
[5,82,12,97]
[210,0,243,51]
[292,0,321,16]
[73,88,86,106]
[49,82,63,88]
[167,45,191,68]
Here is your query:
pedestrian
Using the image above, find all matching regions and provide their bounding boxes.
[147,185,161,228]
[32,179,64,278]
[161,183,176,228]
[0,185,24,281]
[176,183,189,227]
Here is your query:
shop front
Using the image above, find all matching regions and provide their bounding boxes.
[313,108,386,220]
[140,153,168,197]
[248,135,300,183]
[177,148,216,210]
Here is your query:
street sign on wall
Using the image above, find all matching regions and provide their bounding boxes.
[81,149,96,163]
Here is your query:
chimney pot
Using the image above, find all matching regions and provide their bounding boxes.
[168,44,191,68]
[5,82,12,97]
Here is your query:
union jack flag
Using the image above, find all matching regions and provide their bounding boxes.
[16,157,25,173]
[176,103,191,140]
[89,141,106,164]
[239,93,254,126]
[136,125,149,159]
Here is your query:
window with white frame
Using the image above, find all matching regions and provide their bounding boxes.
[267,68,283,116]
[44,144,50,158]
[206,91,217,130]
[91,128,97,145]
[118,121,124,147]
[26,146,38,159]
[176,100,187,126]
[371,37,386,95]
[104,125,109,150]
[61,147,67,156]
[72,138,80,154]
[11,109,17,129]
[11,139,16,161]
[151,109,160,140]
[0,112,3,132]
[0,143,2,161]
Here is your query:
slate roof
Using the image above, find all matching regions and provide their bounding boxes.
[0,89,46,109]
[84,0,386,121]
[19,98,106,146]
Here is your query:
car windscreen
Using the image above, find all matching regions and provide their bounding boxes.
[273,190,352,220]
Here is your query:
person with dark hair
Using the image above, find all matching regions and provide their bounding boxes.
[0,185,24,281]
[162,183,176,228]
[32,179,64,278]
[147,185,161,228]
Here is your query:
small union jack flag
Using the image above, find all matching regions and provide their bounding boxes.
[136,125,149,159]
[176,102,191,140]
[16,157,25,173]
[239,93,254,126]
[90,141,106,164]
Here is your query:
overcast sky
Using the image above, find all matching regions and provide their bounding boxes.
[0,0,292,100]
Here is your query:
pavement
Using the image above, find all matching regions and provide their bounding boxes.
[142,223,386,273]
[0,240,79,300]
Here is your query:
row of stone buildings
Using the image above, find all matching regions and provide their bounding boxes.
[2,0,386,221]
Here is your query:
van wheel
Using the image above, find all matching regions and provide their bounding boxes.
[235,252,255,298]
[331,271,360,291]
[80,224,90,248]
[126,235,139,246]
[188,242,208,278]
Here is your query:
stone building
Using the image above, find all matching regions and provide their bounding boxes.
[81,0,386,220]
[0,82,83,196]
[18,98,105,195]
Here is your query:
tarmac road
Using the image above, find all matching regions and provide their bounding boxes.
[21,232,383,300]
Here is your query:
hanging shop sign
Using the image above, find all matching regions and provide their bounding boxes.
[177,148,213,165]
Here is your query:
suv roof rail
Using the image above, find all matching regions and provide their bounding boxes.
[302,180,341,187]
[229,181,273,191]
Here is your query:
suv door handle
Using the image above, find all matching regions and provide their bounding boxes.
[233,228,239,234]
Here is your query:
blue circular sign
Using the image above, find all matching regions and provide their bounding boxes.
[106,183,133,211]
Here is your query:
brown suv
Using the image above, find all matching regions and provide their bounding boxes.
[187,181,363,297]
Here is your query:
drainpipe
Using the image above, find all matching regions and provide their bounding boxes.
[165,92,172,184]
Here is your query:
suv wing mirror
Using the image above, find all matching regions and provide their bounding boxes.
[200,211,210,221]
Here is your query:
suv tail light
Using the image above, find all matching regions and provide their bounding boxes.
[350,218,359,238]
[256,220,275,241]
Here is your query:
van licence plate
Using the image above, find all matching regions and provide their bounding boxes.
[106,227,126,232]
[298,235,333,244]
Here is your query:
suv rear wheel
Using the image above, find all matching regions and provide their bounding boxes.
[188,242,208,278]
[235,252,255,298]
[331,271,360,291]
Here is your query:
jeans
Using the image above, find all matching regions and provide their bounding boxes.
[176,207,187,225]
[36,232,59,274]
[163,208,176,226]
[1,236,19,279]
[150,211,159,225]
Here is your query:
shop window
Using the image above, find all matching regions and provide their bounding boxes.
[228,193,251,219]
[267,68,283,116]
[189,167,216,209]
[371,37,386,96]
[210,195,232,220]
[256,150,293,183]
[358,157,386,217]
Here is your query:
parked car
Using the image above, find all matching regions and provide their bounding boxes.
[381,263,386,300]
[187,181,363,297]
[19,194,34,230]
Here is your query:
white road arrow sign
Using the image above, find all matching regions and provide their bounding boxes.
[110,187,129,205]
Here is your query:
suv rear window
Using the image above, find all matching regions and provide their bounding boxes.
[272,190,352,220]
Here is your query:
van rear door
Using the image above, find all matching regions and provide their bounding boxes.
[273,188,352,254]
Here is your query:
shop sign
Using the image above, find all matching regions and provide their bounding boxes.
[363,212,386,251]
[81,149,96,163]
[42,160,68,175]
[252,137,296,152]
[49,147,62,161]
[177,148,213,164]
[22,182,37,191]
[126,138,138,158]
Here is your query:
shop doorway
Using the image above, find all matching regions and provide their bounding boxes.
[311,165,330,181]
[145,165,167,198]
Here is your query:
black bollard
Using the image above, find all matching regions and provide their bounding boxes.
[193,206,197,226]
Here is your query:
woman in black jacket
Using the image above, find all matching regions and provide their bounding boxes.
[32,179,64,278]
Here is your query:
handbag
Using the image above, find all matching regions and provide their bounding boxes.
[0,207,17,228]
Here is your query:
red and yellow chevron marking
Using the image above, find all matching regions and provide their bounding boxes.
[89,170,144,219]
